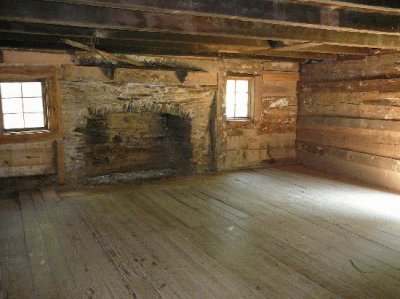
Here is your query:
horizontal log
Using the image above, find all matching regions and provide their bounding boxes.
[297,127,400,158]
[0,20,270,48]
[260,132,296,148]
[289,0,400,13]
[263,62,299,72]
[297,44,373,55]
[298,115,400,132]
[263,81,297,97]
[298,142,400,172]
[0,37,317,61]
[259,123,296,134]
[298,91,400,120]
[297,142,400,192]
[114,69,218,85]
[299,78,400,93]
[269,147,296,160]
[301,52,400,82]
[61,65,113,82]
[263,72,300,81]
[262,108,298,124]
[0,165,56,177]
[263,96,298,108]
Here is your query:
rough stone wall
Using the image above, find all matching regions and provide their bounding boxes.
[298,53,400,192]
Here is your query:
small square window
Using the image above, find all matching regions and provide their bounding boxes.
[0,82,46,131]
[225,78,252,120]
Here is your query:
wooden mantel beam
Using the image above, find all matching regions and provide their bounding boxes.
[1,0,400,49]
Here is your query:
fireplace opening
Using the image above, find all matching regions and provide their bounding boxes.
[85,111,192,178]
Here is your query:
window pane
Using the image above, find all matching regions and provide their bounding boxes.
[3,113,24,129]
[24,113,45,128]
[236,80,249,93]
[226,80,236,94]
[22,82,42,97]
[2,98,23,113]
[235,103,249,118]
[235,92,249,106]
[23,97,44,113]
[226,92,236,118]
[1,83,22,98]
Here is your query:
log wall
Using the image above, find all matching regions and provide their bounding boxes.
[217,61,298,170]
[298,53,400,192]
[0,51,298,185]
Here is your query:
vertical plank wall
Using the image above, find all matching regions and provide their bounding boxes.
[297,53,400,192]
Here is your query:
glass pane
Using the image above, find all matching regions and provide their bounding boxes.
[3,113,24,129]
[235,92,249,106]
[226,80,236,94]
[23,97,44,113]
[226,93,236,118]
[1,83,22,98]
[236,80,249,93]
[24,113,45,128]
[2,98,23,113]
[235,103,249,118]
[22,82,42,97]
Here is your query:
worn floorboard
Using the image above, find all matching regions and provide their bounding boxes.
[1,165,400,298]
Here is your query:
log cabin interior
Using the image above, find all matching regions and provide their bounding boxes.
[2,1,400,298]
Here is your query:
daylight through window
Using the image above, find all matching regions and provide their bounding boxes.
[226,78,250,119]
[0,82,46,131]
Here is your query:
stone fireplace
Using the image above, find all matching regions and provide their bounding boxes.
[85,111,192,176]
[61,72,217,179]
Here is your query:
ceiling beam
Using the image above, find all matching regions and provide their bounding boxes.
[283,1,400,14]
[0,0,399,50]
[0,21,271,50]
[296,44,373,55]
[267,40,373,55]
[269,42,323,51]
[38,0,400,33]
[0,32,337,60]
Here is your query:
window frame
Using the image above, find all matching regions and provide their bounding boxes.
[225,75,255,121]
[0,80,49,133]
[0,67,61,144]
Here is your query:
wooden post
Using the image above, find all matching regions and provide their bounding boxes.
[54,78,65,184]
[56,138,65,185]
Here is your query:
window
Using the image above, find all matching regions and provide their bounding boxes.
[0,82,46,131]
[225,78,252,119]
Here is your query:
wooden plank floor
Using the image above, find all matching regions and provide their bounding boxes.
[2,165,400,298]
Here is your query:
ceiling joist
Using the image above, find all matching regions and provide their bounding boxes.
[0,0,398,60]
[36,0,400,34]
[0,0,399,50]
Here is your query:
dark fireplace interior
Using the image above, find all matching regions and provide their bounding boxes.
[85,111,192,176]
